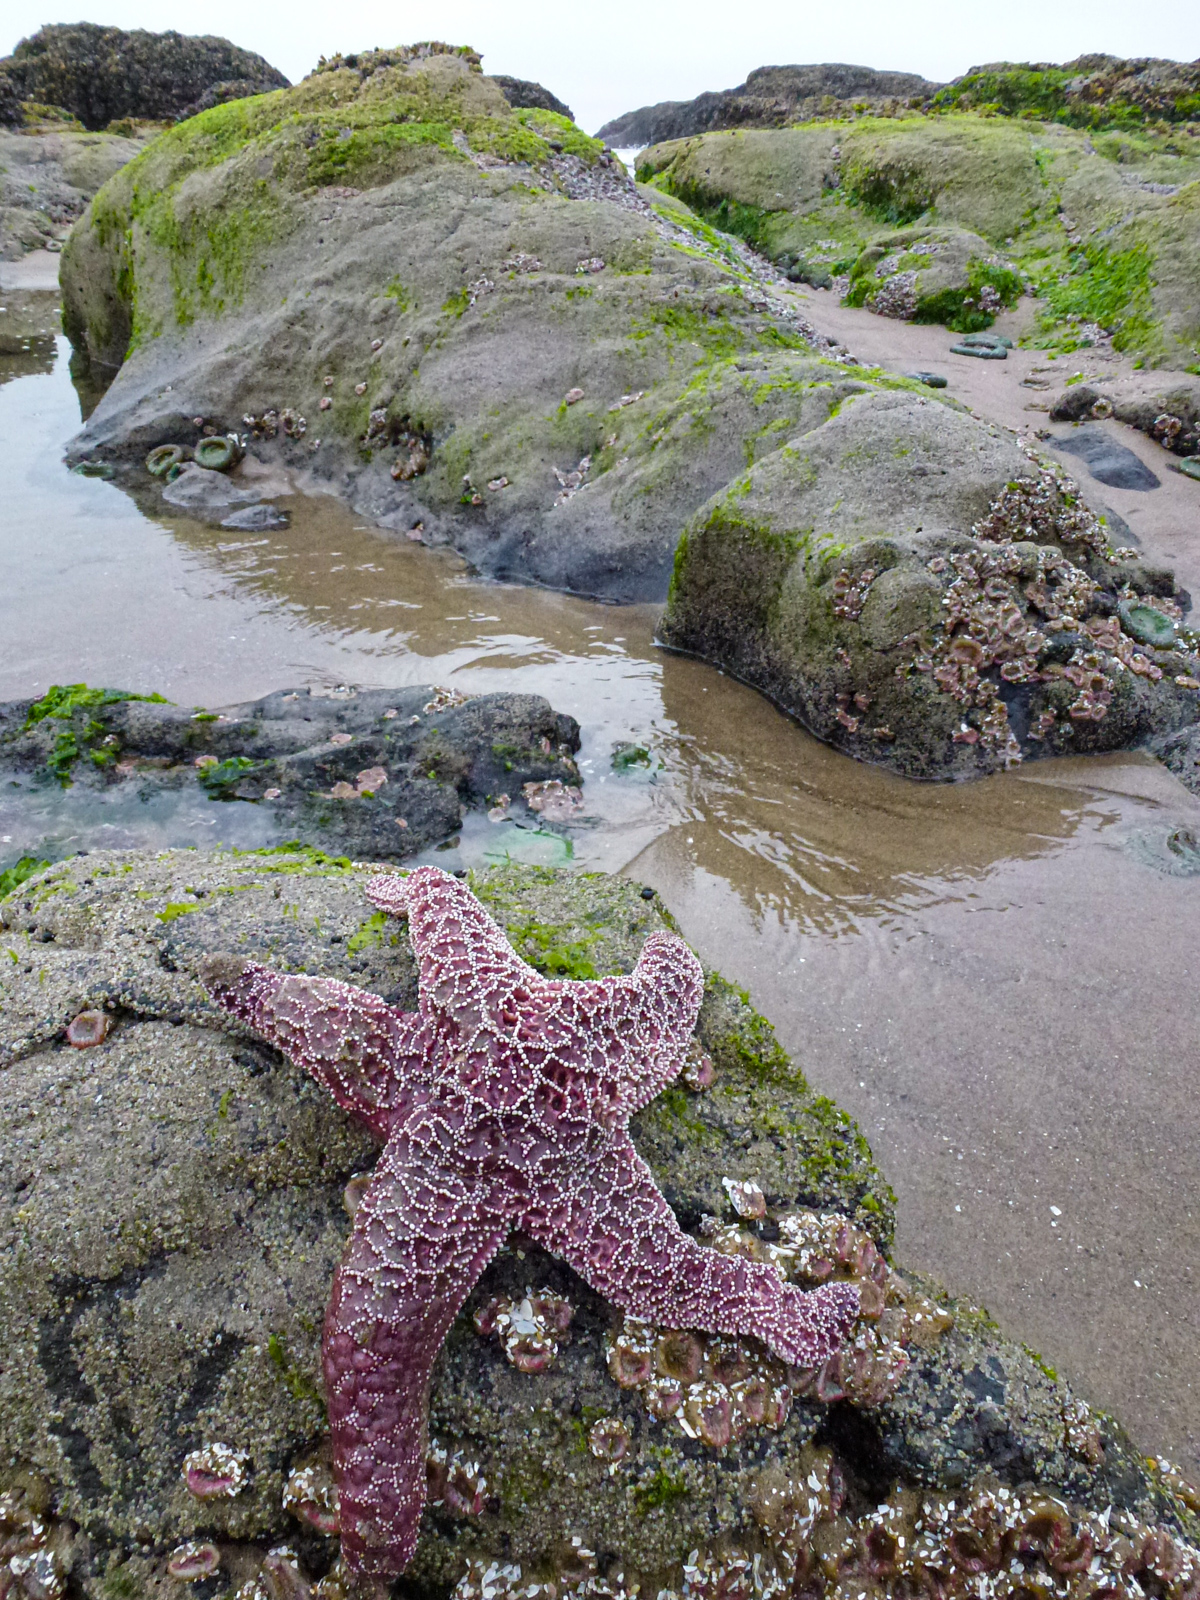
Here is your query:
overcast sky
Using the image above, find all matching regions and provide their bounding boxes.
[3,0,1198,133]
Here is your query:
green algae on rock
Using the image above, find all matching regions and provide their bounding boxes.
[0,850,1195,1600]
[638,113,1200,366]
[660,389,1200,779]
[52,43,950,602]
[0,682,581,860]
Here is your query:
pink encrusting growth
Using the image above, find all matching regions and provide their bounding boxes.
[201,867,859,1579]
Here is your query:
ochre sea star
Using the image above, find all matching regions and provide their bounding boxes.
[202,867,859,1577]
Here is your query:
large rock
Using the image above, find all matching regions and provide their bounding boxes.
[0,126,147,259]
[2,852,1197,1600]
[639,114,1200,364]
[932,53,1200,127]
[595,64,940,147]
[0,24,288,132]
[661,389,1200,779]
[56,44,957,603]
[0,683,581,864]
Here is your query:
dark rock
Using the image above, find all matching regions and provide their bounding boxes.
[220,503,291,530]
[596,63,940,145]
[0,23,288,131]
[176,76,288,121]
[0,684,582,861]
[905,371,948,388]
[1049,385,1099,422]
[490,74,573,121]
[1051,427,1161,490]
[0,72,21,128]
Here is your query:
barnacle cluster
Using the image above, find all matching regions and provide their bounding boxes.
[474,1289,575,1373]
[0,1479,71,1600]
[523,780,585,823]
[879,463,1200,758]
[447,1452,1200,1600]
[427,1442,489,1518]
[606,1202,950,1443]
[831,568,878,621]
[553,456,592,506]
[182,1442,249,1500]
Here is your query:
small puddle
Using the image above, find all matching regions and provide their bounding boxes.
[3,319,1198,1475]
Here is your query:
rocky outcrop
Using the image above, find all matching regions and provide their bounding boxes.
[57,44,965,604]
[0,24,288,132]
[595,64,940,146]
[491,75,573,121]
[0,683,580,864]
[0,126,146,259]
[639,115,1200,364]
[932,53,1200,127]
[661,389,1200,779]
[0,852,1196,1600]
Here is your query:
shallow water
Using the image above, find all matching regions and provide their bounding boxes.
[3,319,1198,1476]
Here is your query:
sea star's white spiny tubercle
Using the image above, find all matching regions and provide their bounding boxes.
[201,867,858,1577]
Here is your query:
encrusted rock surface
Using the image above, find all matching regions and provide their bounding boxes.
[0,853,1196,1600]
[661,389,1200,779]
[0,24,288,132]
[0,684,580,862]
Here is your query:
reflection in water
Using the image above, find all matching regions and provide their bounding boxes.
[0,290,59,386]
[3,327,1200,1477]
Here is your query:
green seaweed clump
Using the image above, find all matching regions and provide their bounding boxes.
[0,856,52,901]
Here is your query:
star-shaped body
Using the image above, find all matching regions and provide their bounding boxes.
[202,867,858,1577]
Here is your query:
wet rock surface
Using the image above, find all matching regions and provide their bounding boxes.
[0,24,287,132]
[1051,426,1162,490]
[0,685,581,861]
[661,389,1200,779]
[3,853,1197,1600]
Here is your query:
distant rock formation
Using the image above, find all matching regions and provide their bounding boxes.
[491,74,574,121]
[0,23,288,131]
[932,53,1200,126]
[596,63,939,146]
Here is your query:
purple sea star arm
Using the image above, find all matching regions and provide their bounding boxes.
[552,930,705,1116]
[200,956,425,1138]
[324,1098,510,1577]
[523,1130,859,1369]
[366,867,543,1026]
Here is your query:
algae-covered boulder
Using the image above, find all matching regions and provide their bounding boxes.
[841,226,1022,331]
[54,43,955,602]
[639,113,1200,363]
[2,850,1196,1600]
[0,24,288,132]
[0,683,581,863]
[662,389,1200,779]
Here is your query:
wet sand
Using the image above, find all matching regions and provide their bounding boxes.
[2,303,1197,1476]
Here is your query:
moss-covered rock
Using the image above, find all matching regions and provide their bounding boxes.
[661,389,1200,779]
[3,851,1195,1600]
[56,45,959,603]
[639,113,1200,365]
[0,683,582,865]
